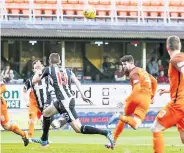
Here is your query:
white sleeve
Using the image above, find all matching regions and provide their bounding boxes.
[71,71,85,98]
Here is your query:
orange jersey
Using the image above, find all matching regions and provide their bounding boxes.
[129,67,156,96]
[0,81,7,103]
[169,53,184,101]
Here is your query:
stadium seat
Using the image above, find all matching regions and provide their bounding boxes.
[74,4,84,19]
[13,0,25,3]
[99,0,110,5]
[46,0,57,4]
[169,0,181,6]
[68,0,79,4]
[35,0,46,4]
[61,0,67,3]
[63,4,75,18]
[120,0,130,5]
[142,0,151,6]
[89,0,99,5]
[169,6,179,18]
[150,0,161,6]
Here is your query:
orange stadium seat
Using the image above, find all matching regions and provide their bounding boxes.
[169,0,181,6]
[68,0,79,4]
[99,0,110,5]
[46,0,57,4]
[169,6,179,18]
[130,0,137,6]
[120,0,130,5]
[74,4,83,18]
[142,0,151,6]
[89,0,99,5]
[150,0,161,6]
[13,0,25,3]
[96,4,110,17]
[11,9,20,15]
[61,0,68,3]
[34,9,43,17]
[35,0,46,3]
[62,4,75,18]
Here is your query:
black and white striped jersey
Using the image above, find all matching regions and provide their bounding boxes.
[24,76,52,110]
[40,65,72,101]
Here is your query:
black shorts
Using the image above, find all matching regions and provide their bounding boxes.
[53,98,78,123]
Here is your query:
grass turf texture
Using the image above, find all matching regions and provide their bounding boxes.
[1,128,184,153]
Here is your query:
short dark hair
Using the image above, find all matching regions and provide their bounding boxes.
[166,35,181,51]
[32,60,39,68]
[49,53,60,64]
[120,55,134,63]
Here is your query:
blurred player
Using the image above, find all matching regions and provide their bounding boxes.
[151,36,184,153]
[105,55,157,149]
[0,75,29,146]
[31,53,114,147]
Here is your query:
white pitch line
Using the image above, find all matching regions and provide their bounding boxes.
[135,144,184,147]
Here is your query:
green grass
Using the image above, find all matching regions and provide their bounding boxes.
[1,128,184,153]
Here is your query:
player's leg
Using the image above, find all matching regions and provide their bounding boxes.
[176,118,184,144]
[108,100,138,129]
[151,102,183,153]
[106,101,136,149]
[1,100,29,146]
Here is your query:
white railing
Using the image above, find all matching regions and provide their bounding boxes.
[0,0,184,24]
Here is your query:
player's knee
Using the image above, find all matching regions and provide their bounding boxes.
[42,110,50,117]
[28,119,35,124]
[2,122,12,131]
[151,121,164,133]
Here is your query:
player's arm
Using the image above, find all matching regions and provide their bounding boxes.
[70,70,93,105]
[171,57,184,76]
[126,73,141,102]
[149,74,157,98]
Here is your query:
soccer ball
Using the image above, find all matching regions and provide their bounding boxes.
[83,6,96,19]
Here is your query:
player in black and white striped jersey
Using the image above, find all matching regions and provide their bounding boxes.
[24,60,60,146]
[32,53,114,148]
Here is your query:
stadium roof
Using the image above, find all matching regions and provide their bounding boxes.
[1,22,184,39]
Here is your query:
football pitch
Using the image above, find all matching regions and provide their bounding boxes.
[1,128,184,153]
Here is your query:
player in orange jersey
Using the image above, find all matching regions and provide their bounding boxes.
[105,55,157,149]
[151,36,184,153]
[23,86,42,138]
[0,75,29,146]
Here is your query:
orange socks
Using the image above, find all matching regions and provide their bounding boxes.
[153,132,164,153]
[9,124,26,137]
[120,115,137,129]
[113,120,125,143]
[28,119,35,138]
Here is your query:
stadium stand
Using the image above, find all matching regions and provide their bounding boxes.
[1,0,184,23]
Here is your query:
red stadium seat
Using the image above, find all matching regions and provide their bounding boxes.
[13,0,25,3]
